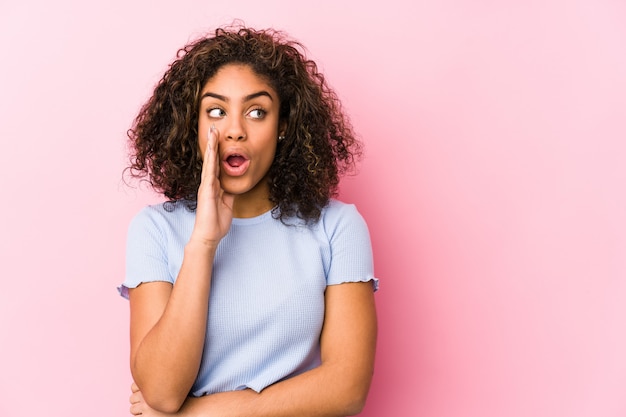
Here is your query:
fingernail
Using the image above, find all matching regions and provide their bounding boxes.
[209,124,216,151]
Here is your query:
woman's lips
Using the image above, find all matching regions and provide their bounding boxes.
[221,153,250,176]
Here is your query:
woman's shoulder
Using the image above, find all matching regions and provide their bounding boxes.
[129,200,195,231]
[318,199,368,232]
[322,198,363,219]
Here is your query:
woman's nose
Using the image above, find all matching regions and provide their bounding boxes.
[225,117,246,141]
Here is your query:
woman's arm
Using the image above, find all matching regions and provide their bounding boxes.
[128,244,214,412]
[130,281,377,417]
[129,128,234,413]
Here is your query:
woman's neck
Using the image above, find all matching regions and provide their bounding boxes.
[231,195,274,218]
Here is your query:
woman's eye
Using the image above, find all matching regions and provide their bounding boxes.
[207,108,225,118]
[248,108,266,119]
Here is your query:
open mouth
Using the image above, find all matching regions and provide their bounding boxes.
[226,154,247,168]
[222,152,250,176]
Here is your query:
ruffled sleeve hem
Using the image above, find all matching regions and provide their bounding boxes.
[117,280,175,300]
[117,285,130,300]
[369,276,380,292]
[328,276,379,292]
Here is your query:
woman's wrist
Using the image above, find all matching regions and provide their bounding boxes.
[185,235,220,254]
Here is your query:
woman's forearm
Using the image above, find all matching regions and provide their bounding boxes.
[180,361,372,417]
[130,241,217,412]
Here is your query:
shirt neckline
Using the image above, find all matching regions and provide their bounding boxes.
[231,207,276,226]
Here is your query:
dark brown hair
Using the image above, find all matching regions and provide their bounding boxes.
[126,23,361,221]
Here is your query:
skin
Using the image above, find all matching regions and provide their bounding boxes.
[127,64,377,417]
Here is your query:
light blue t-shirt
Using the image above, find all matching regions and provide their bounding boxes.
[119,199,378,396]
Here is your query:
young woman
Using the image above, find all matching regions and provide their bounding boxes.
[120,24,379,417]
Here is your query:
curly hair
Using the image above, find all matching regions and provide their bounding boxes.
[126,23,361,221]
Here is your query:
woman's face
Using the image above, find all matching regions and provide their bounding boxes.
[198,64,282,206]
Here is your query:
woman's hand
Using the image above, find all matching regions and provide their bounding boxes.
[129,382,173,416]
[129,382,249,417]
[190,125,234,249]
[129,383,210,417]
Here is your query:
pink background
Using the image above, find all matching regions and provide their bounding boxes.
[1,1,625,416]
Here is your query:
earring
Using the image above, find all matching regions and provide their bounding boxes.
[278,135,285,141]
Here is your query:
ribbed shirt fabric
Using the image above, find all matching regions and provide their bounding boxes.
[119,199,378,396]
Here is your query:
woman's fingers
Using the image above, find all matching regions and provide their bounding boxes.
[201,124,218,181]
[129,385,144,415]
[129,382,143,404]
[212,125,220,178]
[129,391,142,404]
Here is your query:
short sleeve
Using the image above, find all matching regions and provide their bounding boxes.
[324,202,379,291]
[118,207,175,299]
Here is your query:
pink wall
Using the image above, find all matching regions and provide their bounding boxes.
[1,1,624,416]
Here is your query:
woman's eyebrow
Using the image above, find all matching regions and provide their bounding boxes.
[201,92,228,102]
[244,91,273,102]
[200,91,274,103]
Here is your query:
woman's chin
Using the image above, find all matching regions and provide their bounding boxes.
[220,179,253,196]
[220,176,271,202]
